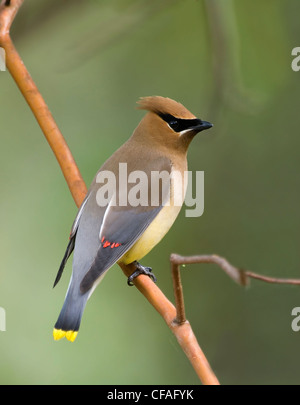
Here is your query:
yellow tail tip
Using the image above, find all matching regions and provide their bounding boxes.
[66,330,78,342]
[53,328,78,342]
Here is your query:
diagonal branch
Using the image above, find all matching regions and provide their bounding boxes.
[0,0,23,35]
[0,0,87,207]
[119,262,219,385]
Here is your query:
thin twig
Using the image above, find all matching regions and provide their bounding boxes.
[170,253,300,328]
[244,271,300,285]
[170,253,248,287]
[170,253,300,287]
[0,0,220,385]
[171,259,186,324]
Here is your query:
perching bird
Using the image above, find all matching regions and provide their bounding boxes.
[53,96,212,342]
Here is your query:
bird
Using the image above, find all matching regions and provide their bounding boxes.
[53,96,213,342]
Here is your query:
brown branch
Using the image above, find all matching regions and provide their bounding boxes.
[170,254,300,326]
[0,0,87,207]
[119,262,220,385]
[171,258,186,324]
[170,253,300,287]
[171,253,248,287]
[244,271,300,285]
[0,0,220,385]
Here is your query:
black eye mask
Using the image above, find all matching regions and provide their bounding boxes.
[158,113,212,133]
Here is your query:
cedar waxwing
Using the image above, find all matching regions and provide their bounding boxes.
[53,96,213,342]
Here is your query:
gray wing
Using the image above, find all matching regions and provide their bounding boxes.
[79,204,162,293]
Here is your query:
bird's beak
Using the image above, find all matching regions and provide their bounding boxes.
[191,119,213,133]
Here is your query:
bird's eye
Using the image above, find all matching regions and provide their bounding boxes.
[158,113,182,132]
[168,120,179,131]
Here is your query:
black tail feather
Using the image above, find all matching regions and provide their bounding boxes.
[53,236,76,288]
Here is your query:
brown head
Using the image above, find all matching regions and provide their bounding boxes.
[132,96,213,153]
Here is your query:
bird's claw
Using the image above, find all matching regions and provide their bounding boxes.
[127,262,157,286]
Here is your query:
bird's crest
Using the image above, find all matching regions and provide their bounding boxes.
[137,96,196,119]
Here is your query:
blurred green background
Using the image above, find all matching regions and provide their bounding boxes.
[0,0,299,385]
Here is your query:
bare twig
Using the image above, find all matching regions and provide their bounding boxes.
[170,253,248,288]
[244,271,300,285]
[171,259,186,324]
[170,253,300,286]
[170,253,300,326]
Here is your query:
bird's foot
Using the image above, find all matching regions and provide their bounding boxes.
[127,261,157,286]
